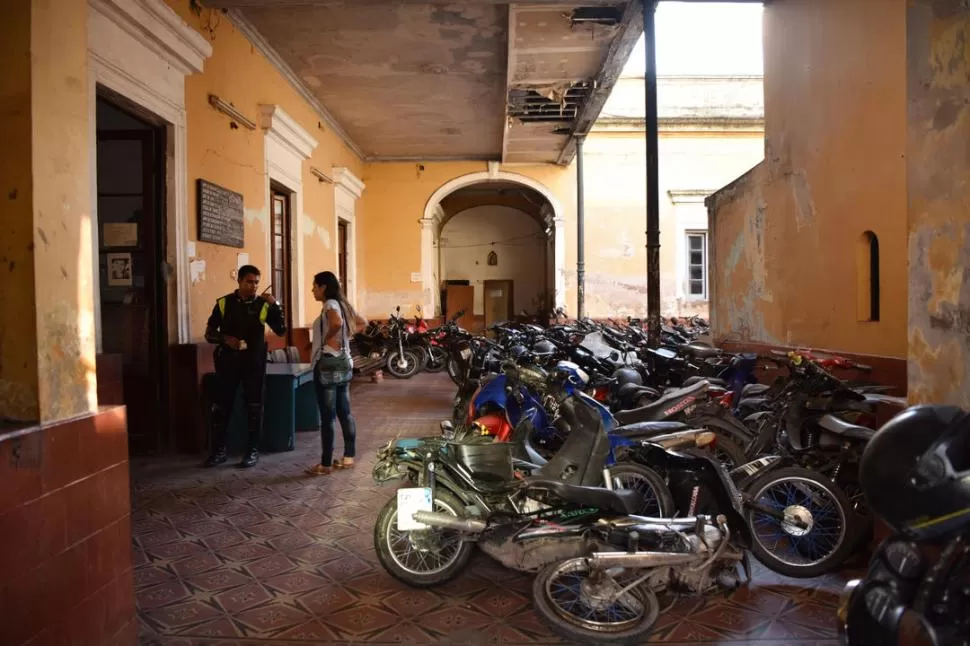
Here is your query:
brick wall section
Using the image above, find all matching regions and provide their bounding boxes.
[0,406,136,646]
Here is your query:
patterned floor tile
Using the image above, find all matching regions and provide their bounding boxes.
[134,372,857,645]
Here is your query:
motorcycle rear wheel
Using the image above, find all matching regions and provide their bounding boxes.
[532,557,660,646]
[373,489,475,588]
[607,463,674,517]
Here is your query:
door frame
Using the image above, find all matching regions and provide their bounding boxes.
[93,92,170,454]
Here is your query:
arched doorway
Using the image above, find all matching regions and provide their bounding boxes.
[421,170,565,321]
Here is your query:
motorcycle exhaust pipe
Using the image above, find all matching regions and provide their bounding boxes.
[411,511,486,533]
[648,430,717,450]
[588,550,699,569]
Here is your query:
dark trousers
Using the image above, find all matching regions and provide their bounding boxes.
[314,380,357,465]
[210,349,266,452]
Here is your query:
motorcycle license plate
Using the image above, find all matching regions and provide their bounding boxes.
[397,487,433,531]
[460,348,472,360]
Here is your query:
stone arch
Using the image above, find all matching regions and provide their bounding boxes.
[420,169,566,314]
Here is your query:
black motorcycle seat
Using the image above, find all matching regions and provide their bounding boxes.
[737,396,769,409]
[742,383,770,397]
[613,380,710,426]
[819,414,874,440]
[684,375,727,388]
[613,421,691,438]
[525,478,641,515]
[684,343,721,359]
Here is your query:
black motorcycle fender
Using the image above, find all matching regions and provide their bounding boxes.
[730,454,790,490]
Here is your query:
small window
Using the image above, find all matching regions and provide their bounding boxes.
[857,231,880,322]
[686,232,708,300]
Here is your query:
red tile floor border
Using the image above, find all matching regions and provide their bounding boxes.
[134,373,858,645]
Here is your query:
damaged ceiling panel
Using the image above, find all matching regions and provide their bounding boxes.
[213,0,640,163]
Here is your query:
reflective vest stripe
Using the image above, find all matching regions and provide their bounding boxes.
[217,297,227,318]
[259,302,269,323]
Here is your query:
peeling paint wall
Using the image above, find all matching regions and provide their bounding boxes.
[906,0,970,405]
[708,0,908,359]
[583,119,765,319]
[165,2,364,335]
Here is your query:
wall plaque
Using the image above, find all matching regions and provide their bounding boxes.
[197,179,244,248]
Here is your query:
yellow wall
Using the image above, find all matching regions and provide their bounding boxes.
[0,0,97,423]
[359,162,576,318]
[708,0,907,358]
[906,0,970,405]
[0,0,39,421]
[165,2,363,336]
[583,129,764,319]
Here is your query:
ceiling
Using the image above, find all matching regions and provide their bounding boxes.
[207,0,643,164]
[439,181,551,231]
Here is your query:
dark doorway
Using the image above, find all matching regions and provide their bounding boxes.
[95,94,168,456]
[270,185,293,334]
[337,219,349,290]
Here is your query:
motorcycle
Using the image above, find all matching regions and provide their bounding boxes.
[371,393,715,588]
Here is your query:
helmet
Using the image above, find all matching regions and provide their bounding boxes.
[612,367,643,389]
[859,404,970,540]
[510,344,529,360]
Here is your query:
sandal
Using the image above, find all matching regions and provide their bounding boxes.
[333,458,355,469]
[305,464,332,476]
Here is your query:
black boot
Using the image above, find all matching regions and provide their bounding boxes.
[204,447,228,468]
[239,448,259,468]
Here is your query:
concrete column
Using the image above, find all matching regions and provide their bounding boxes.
[0,0,96,423]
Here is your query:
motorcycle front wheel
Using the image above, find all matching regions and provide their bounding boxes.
[425,346,449,373]
[447,357,462,385]
[744,466,854,578]
[532,557,660,646]
[373,489,475,588]
[386,350,421,379]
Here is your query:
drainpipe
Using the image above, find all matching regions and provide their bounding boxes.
[643,0,661,345]
[576,135,586,320]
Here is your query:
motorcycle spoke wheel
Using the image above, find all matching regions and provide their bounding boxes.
[533,558,659,645]
[746,468,851,577]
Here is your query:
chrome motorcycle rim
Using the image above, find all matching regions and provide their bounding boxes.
[384,498,465,576]
[749,475,847,568]
[544,559,656,633]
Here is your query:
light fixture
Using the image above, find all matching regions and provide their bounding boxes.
[310,167,334,183]
[208,94,256,130]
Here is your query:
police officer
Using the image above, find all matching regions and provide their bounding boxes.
[203,265,287,468]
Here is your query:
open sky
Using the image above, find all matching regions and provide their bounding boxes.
[622,2,765,76]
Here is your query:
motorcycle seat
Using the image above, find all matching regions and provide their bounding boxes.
[818,414,875,440]
[612,421,691,438]
[524,478,641,515]
[613,380,710,426]
[683,343,721,359]
[684,375,727,388]
[742,383,770,397]
[737,396,770,410]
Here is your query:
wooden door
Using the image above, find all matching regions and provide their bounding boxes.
[483,280,513,330]
[95,98,167,455]
[338,219,348,290]
[270,188,293,333]
[445,284,474,331]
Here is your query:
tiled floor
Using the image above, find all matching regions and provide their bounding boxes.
[133,372,853,645]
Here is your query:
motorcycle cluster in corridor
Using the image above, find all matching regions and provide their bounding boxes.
[356,309,969,646]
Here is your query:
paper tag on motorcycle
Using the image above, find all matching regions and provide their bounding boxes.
[397,487,433,531]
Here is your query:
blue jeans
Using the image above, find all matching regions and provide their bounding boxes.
[314,380,356,465]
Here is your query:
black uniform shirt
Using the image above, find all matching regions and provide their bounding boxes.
[205,291,287,354]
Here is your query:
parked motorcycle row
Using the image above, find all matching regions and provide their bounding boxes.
[367,313,969,645]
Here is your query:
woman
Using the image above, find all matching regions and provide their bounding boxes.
[306,271,367,476]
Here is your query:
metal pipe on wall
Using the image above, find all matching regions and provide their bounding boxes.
[576,135,587,319]
[643,0,661,344]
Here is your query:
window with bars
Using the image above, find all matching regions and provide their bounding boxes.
[686,232,708,300]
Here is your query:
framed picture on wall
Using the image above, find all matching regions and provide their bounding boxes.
[107,252,133,287]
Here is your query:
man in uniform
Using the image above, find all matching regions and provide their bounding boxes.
[203,264,287,468]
